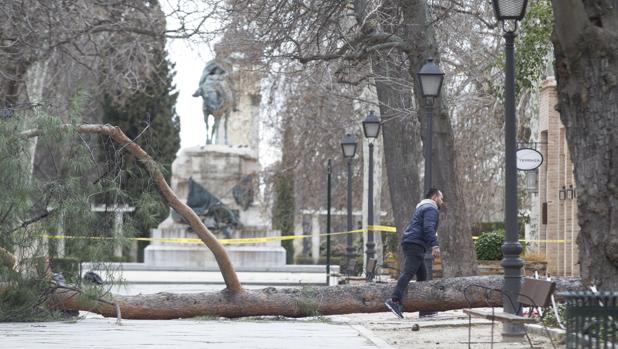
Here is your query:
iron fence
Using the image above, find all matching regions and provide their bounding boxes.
[561,291,618,348]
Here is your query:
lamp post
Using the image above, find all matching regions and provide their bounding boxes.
[417,58,445,194]
[417,57,444,317]
[326,159,332,285]
[362,111,381,262]
[493,0,528,338]
[341,133,358,275]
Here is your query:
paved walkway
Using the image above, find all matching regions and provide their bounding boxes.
[0,313,385,349]
[0,310,561,349]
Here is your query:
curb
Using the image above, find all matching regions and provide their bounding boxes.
[525,323,566,343]
[350,324,396,349]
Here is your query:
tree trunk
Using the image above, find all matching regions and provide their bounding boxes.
[48,276,583,319]
[401,0,478,277]
[371,54,422,274]
[551,1,618,290]
[372,51,423,254]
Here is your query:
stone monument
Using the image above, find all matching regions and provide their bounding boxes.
[144,59,286,269]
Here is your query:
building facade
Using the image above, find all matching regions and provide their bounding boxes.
[537,77,580,276]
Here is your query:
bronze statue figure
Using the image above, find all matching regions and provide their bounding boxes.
[192,61,234,144]
[172,178,239,238]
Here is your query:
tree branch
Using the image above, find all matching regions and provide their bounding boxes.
[20,124,242,293]
[6,208,56,235]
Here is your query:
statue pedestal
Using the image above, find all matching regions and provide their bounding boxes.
[144,145,286,269]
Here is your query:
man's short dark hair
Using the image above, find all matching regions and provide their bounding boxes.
[425,188,441,199]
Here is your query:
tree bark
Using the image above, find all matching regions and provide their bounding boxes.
[551,1,618,290]
[371,29,423,264]
[48,275,583,319]
[21,124,242,292]
[400,0,478,277]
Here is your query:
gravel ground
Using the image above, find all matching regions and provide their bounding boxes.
[327,310,563,349]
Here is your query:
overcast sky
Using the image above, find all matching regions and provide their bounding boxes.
[167,39,211,149]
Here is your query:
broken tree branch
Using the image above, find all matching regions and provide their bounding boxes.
[19,124,242,292]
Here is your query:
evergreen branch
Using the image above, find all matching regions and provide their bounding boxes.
[6,208,57,235]
[17,123,242,292]
[0,204,14,227]
[0,245,16,270]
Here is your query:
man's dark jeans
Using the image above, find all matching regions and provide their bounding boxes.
[391,243,427,301]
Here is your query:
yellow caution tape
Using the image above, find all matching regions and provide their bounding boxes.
[43,226,397,245]
[44,226,572,245]
[471,236,573,243]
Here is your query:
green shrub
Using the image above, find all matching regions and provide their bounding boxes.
[472,221,525,238]
[475,231,505,260]
[542,303,565,328]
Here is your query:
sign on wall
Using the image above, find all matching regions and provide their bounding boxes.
[516,148,543,171]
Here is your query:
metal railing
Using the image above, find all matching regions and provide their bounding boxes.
[561,291,618,348]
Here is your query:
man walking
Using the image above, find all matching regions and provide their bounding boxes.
[385,188,444,318]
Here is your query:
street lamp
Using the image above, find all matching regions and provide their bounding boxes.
[493,0,528,338]
[341,133,358,275]
[525,169,538,193]
[417,57,445,194]
[417,57,444,316]
[362,111,381,262]
[566,185,574,200]
[559,186,567,201]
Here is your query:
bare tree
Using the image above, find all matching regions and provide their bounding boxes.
[208,0,484,276]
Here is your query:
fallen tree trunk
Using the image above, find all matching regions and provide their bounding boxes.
[49,276,584,319]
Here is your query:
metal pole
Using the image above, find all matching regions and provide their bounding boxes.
[366,142,376,260]
[420,99,435,317]
[345,158,355,275]
[424,100,434,193]
[326,159,332,286]
[501,30,524,337]
[423,101,435,277]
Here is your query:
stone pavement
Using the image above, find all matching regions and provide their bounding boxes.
[0,310,561,349]
[0,313,381,349]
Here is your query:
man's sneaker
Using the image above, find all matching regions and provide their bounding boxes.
[385,299,404,319]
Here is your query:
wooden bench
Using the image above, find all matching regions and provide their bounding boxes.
[462,308,539,324]
[463,277,557,348]
[464,277,556,321]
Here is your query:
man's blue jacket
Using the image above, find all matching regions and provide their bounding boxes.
[401,199,440,251]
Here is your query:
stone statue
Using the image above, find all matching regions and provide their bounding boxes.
[172,178,239,238]
[192,61,234,144]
